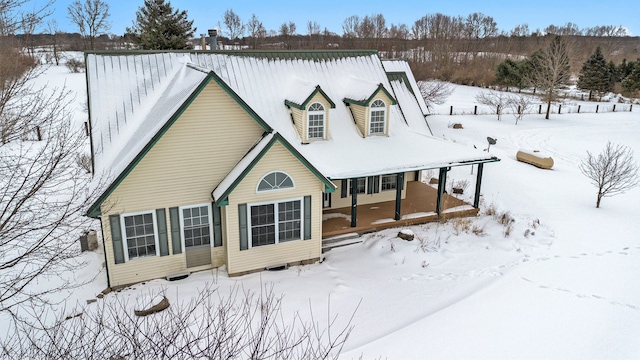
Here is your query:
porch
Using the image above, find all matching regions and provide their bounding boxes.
[322,180,479,238]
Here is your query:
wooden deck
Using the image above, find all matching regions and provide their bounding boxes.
[322,181,478,238]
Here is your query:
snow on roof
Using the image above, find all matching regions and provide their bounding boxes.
[87,53,208,180]
[212,132,275,202]
[87,51,496,192]
[382,59,430,115]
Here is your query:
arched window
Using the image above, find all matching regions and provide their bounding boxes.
[257,171,295,192]
[369,99,386,135]
[307,102,325,140]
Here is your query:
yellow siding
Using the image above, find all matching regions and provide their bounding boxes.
[328,172,411,209]
[225,141,324,275]
[291,93,332,143]
[101,81,265,287]
[349,90,394,137]
[290,107,305,141]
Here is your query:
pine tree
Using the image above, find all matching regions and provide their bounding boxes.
[621,60,640,96]
[126,0,195,50]
[577,47,613,101]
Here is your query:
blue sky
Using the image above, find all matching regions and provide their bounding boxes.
[44,0,639,37]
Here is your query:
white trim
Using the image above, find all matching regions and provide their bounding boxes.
[255,170,296,193]
[178,203,214,252]
[246,197,304,249]
[120,210,160,262]
[369,98,386,136]
[307,102,326,141]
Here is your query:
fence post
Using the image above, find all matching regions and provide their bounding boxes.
[631,105,633,112]
[558,104,561,114]
[450,105,453,115]
[613,104,616,112]
[474,105,477,115]
[578,105,581,113]
[596,105,599,113]
[538,104,542,114]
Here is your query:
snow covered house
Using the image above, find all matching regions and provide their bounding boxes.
[85,50,498,287]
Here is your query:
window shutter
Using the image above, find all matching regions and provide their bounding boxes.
[109,215,125,264]
[169,207,182,254]
[238,203,248,250]
[373,176,380,193]
[341,179,347,198]
[303,196,312,240]
[156,208,169,256]
[212,203,222,247]
[367,176,374,194]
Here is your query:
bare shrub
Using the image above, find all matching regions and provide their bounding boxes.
[76,152,92,173]
[65,58,85,73]
[418,80,453,110]
[1,283,356,359]
[475,89,510,120]
[452,217,472,235]
[579,141,639,208]
[507,93,535,124]
[483,202,497,216]
[471,223,486,236]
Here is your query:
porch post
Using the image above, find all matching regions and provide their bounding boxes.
[351,178,358,227]
[436,167,448,216]
[473,163,484,208]
[394,172,404,220]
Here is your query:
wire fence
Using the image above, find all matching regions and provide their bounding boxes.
[436,102,635,116]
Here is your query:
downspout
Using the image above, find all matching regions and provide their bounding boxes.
[98,218,111,288]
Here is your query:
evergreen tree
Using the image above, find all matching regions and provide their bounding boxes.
[126,0,195,50]
[494,59,527,90]
[621,60,640,96]
[577,47,613,101]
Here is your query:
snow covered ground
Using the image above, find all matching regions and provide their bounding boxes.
[4,64,640,359]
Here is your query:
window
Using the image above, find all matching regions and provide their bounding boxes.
[182,205,211,247]
[257,171,294,192]
[348,178,366,195]
[122,212,158,260]
[381,174,398,191]
[249,199,302,247]
[307,102,325,140]
[369,99,386,135]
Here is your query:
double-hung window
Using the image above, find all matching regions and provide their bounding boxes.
[122,212,158,260]
[347,178,367,195]
[307,102,325,140]
[369,99,386,135]
[250,199,302,247]
[381,174,398,191]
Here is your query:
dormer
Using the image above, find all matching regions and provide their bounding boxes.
[285,85,335,143]
[343,83,396,137]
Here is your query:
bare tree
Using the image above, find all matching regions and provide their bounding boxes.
[528,36,572,119]
[475,89,510,120]
[222,8,244,42]
[510,23,530,37]
[2,284,357,359]
[342,15,360,38]
[67,0,111,50]
[507,93,535,125]
[0,0,51,36]
[418,81,453,110]
[246,13,265,49]
[307,20,321,36]
[1,19,99,326]
[579,142,639,208]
